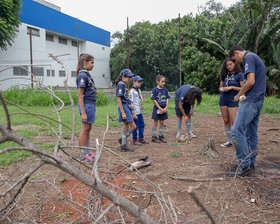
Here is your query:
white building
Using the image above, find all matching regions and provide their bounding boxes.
[0,0,111,90]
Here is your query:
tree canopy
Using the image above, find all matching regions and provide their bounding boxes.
[110,0,280,95]
[0,0,21,50]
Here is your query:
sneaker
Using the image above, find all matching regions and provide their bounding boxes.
[230,165,254,177]
[220,142,232,147]
[139,139,149,144]
[188,131,197,138]
[159,135,167,143]
[118,138,122,144]
[233,163,255,172]
[152,136,161,143]
[133,140,143,146]
[80,152,95,163]
[176,132,181,139]
[120,144,135,152]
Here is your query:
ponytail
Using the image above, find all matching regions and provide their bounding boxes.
[115,75,122,86]
[76,53,94,77]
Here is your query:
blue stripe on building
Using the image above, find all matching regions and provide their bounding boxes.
[20,0,111,47]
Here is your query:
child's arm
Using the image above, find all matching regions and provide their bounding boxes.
[163,99,169,112]
[78,87,87,122]
[178,101,190,122]
[153,100,164,113]
[117,96,127,120]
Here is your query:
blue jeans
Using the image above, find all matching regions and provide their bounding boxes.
[132,113,145,141]
[231,100,264,168]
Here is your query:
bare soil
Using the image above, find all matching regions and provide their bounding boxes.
[2,113,280,223]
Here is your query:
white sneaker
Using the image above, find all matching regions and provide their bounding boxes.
[220,142,232,147]
[188,131,197,138]
[176,132,181,139]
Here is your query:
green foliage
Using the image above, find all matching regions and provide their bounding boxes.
[110,0,280,96]
[0,0,21,50]
[2,87,110,107]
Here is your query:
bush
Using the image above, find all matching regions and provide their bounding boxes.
[3,87,110,107]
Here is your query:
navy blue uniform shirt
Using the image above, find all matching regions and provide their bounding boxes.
[151,87,170,107]
[76,69,97,104]
[175,85,195,104]
[243,51,266,102]
[221,72,244,99]
[116,81,131,104]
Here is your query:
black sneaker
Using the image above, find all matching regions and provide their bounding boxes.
[152,136,161,143]
[118,138,122,144]
[230,165,254,177]
[133,141,143,146]
[159,135,167,143]
[139,139,149,144]
[120,145,134,152]
[232,163,255,172]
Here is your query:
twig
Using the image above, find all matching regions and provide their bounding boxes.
[93,203,115,224]
[187,186,216,224]
[0,85,11,130]
[170,176,224,182]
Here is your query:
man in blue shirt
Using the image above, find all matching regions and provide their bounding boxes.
[229,45,266,177]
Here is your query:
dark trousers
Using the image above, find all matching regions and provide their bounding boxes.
[132,113,145,141]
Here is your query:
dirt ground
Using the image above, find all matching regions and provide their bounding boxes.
[1,113,280,223]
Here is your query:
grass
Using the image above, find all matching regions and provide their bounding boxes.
[0,89,279,166]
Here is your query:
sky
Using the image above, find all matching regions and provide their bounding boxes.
[48,0,240,34]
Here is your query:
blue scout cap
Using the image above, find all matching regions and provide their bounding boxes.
[120,69,133,77]
[131,75,143,82]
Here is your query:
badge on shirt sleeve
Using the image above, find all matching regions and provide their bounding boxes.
[245,63,248,72]
[181,96,184,101]
[119,89,122,94]
[80,79,84,84]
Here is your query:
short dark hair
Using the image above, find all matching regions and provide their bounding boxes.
[229,45,244,57]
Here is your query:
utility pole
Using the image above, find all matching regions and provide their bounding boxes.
[179,13,182,87]
[76,17,79,60]
[126,17,130,69]
[29,29,34,89]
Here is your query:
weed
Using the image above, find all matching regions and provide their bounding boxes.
[59,176,68,183]
[169,152,181,157]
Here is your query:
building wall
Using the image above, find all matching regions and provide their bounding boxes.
[0,0,111,91]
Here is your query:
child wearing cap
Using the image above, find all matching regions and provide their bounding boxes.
[151,75,170,143]
[115,69,137,152]
[129,75,149,145]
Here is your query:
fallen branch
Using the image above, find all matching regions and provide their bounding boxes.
[170,176,224,182]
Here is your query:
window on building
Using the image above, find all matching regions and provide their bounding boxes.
[102,74,105,78]
[59,70,66,77]
[27,27,40,37]
[59,37,67,45]
[72,40,78,47]
[71,71,76,77]
[33,67,44,76]
[47,69,55,77]
[13,66,28,76]
[102,46,105,50]
[46,34,54,42]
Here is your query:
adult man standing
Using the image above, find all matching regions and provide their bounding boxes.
[229,45,266,177]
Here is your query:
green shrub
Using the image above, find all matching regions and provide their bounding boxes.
[2,87,110,107]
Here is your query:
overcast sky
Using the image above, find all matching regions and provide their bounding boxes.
[48,0,240,34]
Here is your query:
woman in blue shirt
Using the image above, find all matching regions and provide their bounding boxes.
[219,58,244,147]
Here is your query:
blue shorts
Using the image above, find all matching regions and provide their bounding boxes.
[175,102,191,117]
[118,104,134,123]
[219,94,239,108]
[78,103,96,124]
[152,105,168,120]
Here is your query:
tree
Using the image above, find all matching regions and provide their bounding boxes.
[0,0,21,50]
